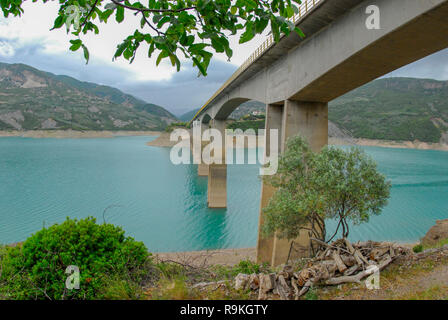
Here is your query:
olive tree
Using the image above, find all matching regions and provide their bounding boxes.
[0,0,305,75]
[262,135,391,247]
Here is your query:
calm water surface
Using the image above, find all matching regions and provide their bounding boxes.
[0,136,447,251]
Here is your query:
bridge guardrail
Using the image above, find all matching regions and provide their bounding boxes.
[192,0,324,122]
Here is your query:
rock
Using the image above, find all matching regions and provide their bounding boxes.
[234,273,250,290]
[249,274,259,290]
[41,118,57,129]
[192,280,227,289]
[422,219,448,246]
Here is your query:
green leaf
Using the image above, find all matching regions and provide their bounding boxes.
[51,16,64,30]
[294,27,305,38]
[156,50,169,66]
[192,57,206,76]
[211,37,224,53]
[114,41,129,59]
[255,18,269,33]
[239,22,255,44]
[81,44,90,64]
[115,6,124,23]
[69,39,82,51]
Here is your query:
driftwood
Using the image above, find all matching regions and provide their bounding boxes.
[291,239,408,298]
[235,238,411,300]
[332,251,348,273]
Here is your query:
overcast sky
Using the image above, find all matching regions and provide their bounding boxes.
[0,3,447,116]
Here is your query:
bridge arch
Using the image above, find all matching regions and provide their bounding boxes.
[213,98,252,120]
[200,113,212,124]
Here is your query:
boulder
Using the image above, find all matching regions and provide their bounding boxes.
[234,273,250,290]
[422,219,448,246]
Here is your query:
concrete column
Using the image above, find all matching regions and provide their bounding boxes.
[198,123,210,176]
[256,104,283,265]
[282,100,328,153]
[207,119,227,208]
[256,100,328,266]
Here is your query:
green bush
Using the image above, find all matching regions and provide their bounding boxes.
[165,122,188,132]
[233,260,261,275]
[413,244,423,253]
[0,217,149,300]
[227,119,265,133]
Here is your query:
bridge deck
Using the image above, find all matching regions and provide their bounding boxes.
[191,0,364,122]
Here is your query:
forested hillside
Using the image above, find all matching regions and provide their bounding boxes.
[330,78,448,143]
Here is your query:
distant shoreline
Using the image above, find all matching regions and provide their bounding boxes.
[0,130,160,139]
[147,132,448,152]
[1,130,447,152]
[329,137,448,152]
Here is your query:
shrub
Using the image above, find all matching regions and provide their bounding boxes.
[233,260,261,275]
[0,217,149,300]
[165,122,188,132]
[413,244,423,253]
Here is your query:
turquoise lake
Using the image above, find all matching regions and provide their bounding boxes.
[0,136,447,251]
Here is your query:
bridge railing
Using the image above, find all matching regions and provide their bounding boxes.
[192,0,325,121]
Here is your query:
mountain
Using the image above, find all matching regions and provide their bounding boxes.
[182,77,448,144]
[0,62,178,131]
[330,78,448,143]
[179,109,200,122]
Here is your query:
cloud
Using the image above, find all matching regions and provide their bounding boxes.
[120,62,237,115]
[0,39,237,115]
[0,41,14,57]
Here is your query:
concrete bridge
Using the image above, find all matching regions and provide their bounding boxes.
[189,0,448,266]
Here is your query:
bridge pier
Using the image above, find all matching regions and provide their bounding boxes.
[191,121,209,176]
[198,124,210,176]
[207,119,227,208]
[256,100,328,266]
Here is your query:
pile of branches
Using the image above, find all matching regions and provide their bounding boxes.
[235,238,411,300]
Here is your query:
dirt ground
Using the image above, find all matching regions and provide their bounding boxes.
[154,247,256,267]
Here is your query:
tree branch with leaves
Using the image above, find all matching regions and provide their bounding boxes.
[1,0,305,75]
